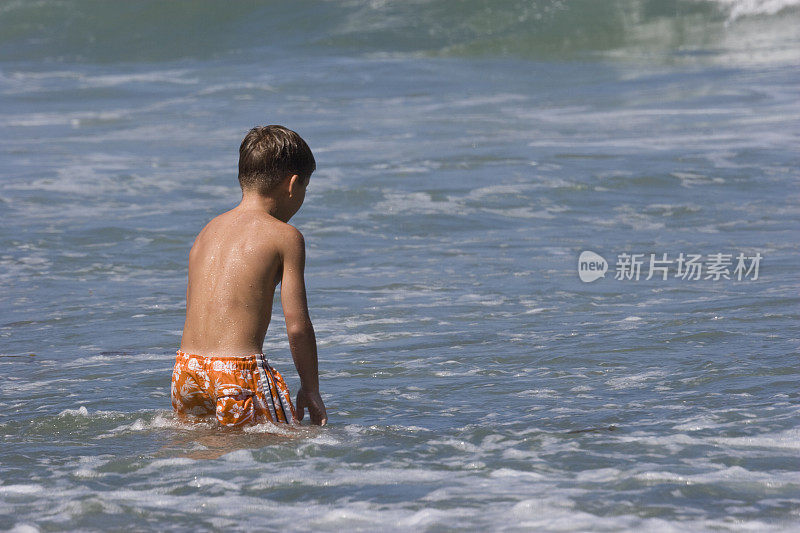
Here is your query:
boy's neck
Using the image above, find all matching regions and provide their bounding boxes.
[238,191,291,222]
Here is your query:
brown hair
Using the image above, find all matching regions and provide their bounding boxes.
[238,125,316,193]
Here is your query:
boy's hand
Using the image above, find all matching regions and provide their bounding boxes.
[296,388,327,426]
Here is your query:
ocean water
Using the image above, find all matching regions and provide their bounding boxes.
[1,0,799,531]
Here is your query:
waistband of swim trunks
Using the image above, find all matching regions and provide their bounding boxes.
[176,350,261,365]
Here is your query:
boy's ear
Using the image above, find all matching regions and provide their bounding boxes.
[287,174,301,197]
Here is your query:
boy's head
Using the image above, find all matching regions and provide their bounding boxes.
[238,125,315,195]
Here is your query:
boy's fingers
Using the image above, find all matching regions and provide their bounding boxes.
[311,403,327,426]
[295,390,328,425]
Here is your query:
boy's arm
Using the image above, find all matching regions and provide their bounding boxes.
[280,227,327,425]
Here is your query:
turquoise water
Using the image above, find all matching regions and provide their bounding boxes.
[1,1,799,531]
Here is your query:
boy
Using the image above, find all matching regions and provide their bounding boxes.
[171,125,327,427]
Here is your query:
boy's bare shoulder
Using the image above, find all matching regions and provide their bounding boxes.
[194,209,235,239]
[271,220,305,256]
[243,212,304,251]
[190,210,304,263]
[279,222,304,245]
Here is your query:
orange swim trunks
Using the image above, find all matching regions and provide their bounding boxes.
[171,351,297,427]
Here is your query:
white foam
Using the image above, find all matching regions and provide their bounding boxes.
[0,484,42,495]
[616,427,800,457]
[433,368,483,377]
[221,449,255,463]
[107,412,178,434]
[373,191,466,216]
[709,0,800,19]
[672,414,724,431]
[241,421,300,437]
[710,428,800,450]
[489,468,546,481]
[249,466,443,489]
[317,332,386,347]
[3,111,126,128]
[606,370,667,390]
[523,307,550,314]
[196,81,276,96]
[80,70,198,88]
[635,465,800,486]
[190,477,240,491]
[575,468,623,482]
[400,508,463,528]
[8,525,40,533]
[58,406,89,417]
[513,388,559,398]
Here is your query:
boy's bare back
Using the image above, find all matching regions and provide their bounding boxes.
[171,125,326,426]
[180,207,302,357]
